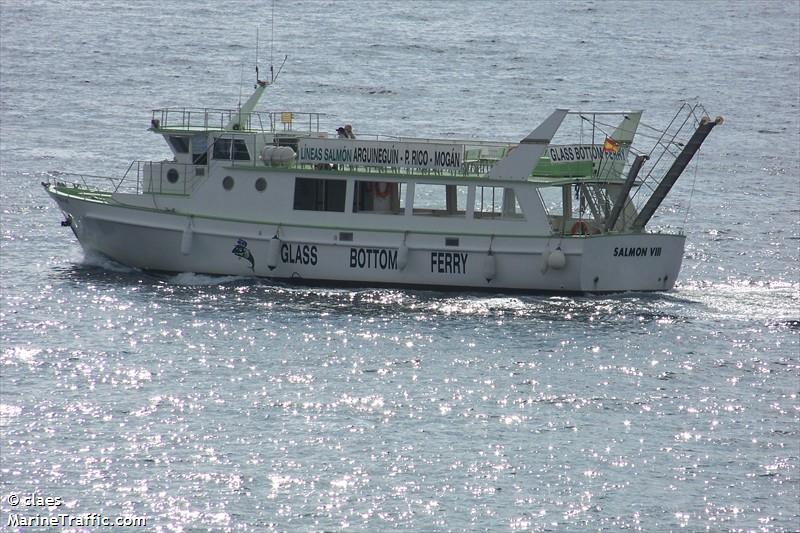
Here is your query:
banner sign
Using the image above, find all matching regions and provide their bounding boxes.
[298,139,465,171]
[548,144,627,163]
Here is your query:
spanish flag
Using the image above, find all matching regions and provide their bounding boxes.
[603,136,620,153]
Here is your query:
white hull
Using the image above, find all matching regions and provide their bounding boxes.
[44,92,718,293]
[51,192,685,293]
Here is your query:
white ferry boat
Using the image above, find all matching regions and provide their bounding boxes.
[44,78,722,293]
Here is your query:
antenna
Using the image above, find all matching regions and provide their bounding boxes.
[270,0,275,82]
[238,62,245,109]
[272,55,288,84]
[255,26,260,86]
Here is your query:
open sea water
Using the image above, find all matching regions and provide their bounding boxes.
[1,1,798,531]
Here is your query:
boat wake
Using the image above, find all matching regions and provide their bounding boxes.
[81,250,139,274]
[80,251,252,286]
[677,278,800,325]
[65,252,703,322]
[165,272,251,286]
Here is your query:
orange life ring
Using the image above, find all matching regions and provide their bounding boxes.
[570,220,591,235]
[375,182,392,198]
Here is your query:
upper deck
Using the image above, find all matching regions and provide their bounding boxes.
[150,107,326,135]
[149,105,639,186]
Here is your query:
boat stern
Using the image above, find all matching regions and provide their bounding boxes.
[578,233,686,292]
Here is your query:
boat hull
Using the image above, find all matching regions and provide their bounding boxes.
[49,190,685,293]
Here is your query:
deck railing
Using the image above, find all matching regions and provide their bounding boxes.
[45,170,133,194]
[224,156,505,178]
[150,108,326,134]
[47,161,210,197]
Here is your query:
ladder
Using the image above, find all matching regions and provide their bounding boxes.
[631,117,722,230]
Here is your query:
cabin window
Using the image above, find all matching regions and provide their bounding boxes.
[232,139,251,160]
[474,186,524,220]
[353,180,405,214]
[167,169,179,184]
[167,136,189,153]
[538,187,562,215]
[213,138,251,161]
[255,178,267,192]
[223,176,234,190]
[412,183,467,217]
[293,177,346,212]
[276,136,299,152]
[213,139,229,160]
[192,134,208,165]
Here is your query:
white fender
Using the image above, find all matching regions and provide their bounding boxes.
[547,248,566,270]
[180,217,193,255]
[397,242,409,271]
[267,235,281,270]
[483,252,496,282]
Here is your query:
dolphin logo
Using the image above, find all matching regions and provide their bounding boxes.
[232,238,255,271]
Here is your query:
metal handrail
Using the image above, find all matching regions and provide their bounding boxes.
[46,171,122,192]
[150,108,327,134]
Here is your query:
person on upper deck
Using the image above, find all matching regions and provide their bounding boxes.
[336,127,347,139]
[345,124,356,139]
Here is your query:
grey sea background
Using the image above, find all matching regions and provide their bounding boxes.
[1,0,799,531]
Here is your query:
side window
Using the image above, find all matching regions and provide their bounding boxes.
[212,138,251,161]
[191,134,208,165]
[353,180,405,214]
[412,183,466,217]
[232,139,250,160]
[213,138,232,160]
[475,186,524,220]
[168,136,189,153]
[293,178,346,212]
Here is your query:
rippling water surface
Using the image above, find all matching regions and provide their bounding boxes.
[2,1,798,531]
